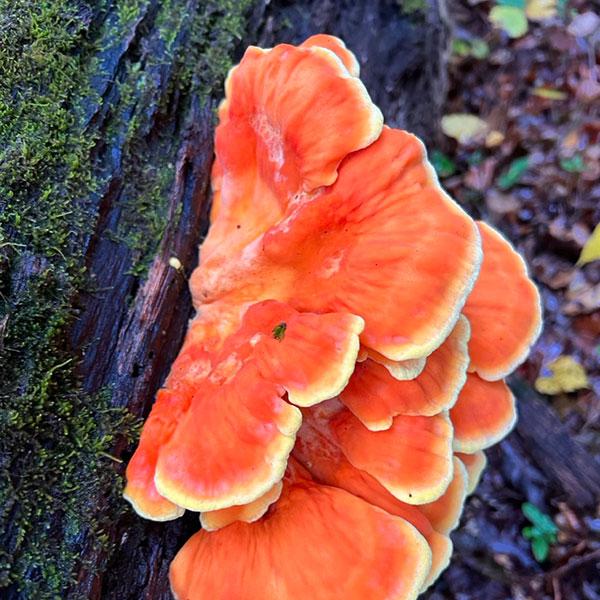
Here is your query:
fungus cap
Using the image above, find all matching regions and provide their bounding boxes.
[456,451,487,494]
[464,222,542,381]
[193,127,482,365]
[170,464,431,600]
[200,482,283,531]
[330,405,454,504]
[127,300,363,515]
[125,32,543,600]
[201,40,383,263]
[300,34,360,76]
[341,316,470,430]
[293,409,460,587]
[450,373,517,453]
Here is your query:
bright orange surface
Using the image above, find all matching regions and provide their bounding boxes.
[296,410,466,534]
[201,481,283,531]
[192,127,481,364]
[365,348,426,380]
[341,316,470,430]
[331,406,454,504]
[154,363,299,512]
[300,34,360,75]
[456,451,487,494]
[418,457,467,534]
[200,41,382,262]
[170,473,430,600]
[464,222,542,381]
[123,388,188,520]
[450,373,516,453]
[125,300,366,516]
[125,33,542,598]
[239,301,364,406]
[294,410,454,588]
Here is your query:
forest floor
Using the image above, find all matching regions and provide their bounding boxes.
[427,1,600,598]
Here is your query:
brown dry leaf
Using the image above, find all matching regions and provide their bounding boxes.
[562,130,580,151]
[563,283,600,315]
[485,189,520,216]
[577,78,600,103]
[535,356,590,395]
[464,158,496,191]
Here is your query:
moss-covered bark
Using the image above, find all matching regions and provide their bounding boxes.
[0,1,251,597]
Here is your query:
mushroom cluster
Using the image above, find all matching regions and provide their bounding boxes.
[124,35,542,599]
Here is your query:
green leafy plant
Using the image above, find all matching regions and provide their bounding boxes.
[430,150,456,178]
[452,37,490,59]
[560,154,586,173]
[521,502,558,561]
[497,156,530,189]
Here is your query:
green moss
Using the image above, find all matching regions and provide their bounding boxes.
[0,0,252,596]
[0,2,139,595]
[111,0,253,278]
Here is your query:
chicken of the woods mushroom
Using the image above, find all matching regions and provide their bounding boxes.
[124,34,542,600]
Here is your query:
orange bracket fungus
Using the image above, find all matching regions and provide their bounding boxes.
[124,34,542,599]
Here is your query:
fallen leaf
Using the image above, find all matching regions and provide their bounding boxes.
[577,223,600,266]
[532,87,567,100]
[560,154,586,173]
[485,130,505,147]
[562,130,580,151]
[490,6,529,38]
[548,217,589,247]
[535,356,590,394]
[567,11,600,38]
[563,282,600,315]
[465,158,496,191]
[497,156,530,189]
[430,150,457,178]
[486,189,520,215]
[577,78,600,103]
[470,38,491,59]
[526,0,557,20]
[441,113,489,144]
[452,38,471,57]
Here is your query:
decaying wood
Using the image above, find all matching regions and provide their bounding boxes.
[510,376,600,510]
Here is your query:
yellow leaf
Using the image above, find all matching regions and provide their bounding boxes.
[532,87,567,100]
[535,356,590,395]
[526,0,557,21]
[485,130,505,147]
[441,113,488,144]
[489,6,529,38]
[577,223,600,266]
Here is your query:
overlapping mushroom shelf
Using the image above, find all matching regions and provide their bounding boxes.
[124,34,542,600]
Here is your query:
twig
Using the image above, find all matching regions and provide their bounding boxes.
[546,548,600,582]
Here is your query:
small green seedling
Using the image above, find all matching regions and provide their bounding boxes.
[521,502,558,562]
